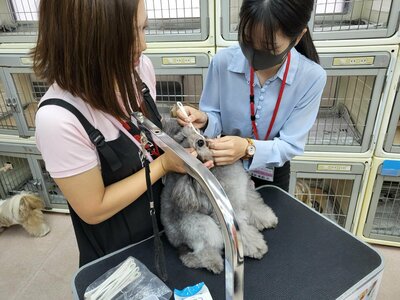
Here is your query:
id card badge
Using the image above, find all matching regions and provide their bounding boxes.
[249,167,275,182]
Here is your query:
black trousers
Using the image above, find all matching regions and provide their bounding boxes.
[251,161,291,192]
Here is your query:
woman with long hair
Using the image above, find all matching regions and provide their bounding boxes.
[177,0,327,191]
[33,0,207,267]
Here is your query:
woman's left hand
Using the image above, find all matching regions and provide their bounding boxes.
[207,136,248,166]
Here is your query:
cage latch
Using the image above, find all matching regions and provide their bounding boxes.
[32,179,42,191]
[5,98,20,113]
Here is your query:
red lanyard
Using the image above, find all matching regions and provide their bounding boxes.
[119,120,160,157]
[250,51,291,140]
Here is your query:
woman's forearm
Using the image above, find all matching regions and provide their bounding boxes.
[92,156,167,223]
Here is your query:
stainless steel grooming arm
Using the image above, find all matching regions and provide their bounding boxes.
[132,112,244,300]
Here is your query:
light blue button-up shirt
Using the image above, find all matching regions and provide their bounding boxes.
[201,45,327,170]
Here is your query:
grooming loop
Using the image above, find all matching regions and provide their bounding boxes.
[132,112,244,300]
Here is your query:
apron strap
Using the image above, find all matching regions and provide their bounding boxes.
[141,82,162,125]
[39,99,122,172]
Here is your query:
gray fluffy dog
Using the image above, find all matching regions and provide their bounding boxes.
[161,118,278,274]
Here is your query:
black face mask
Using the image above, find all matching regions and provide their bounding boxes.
[240,39,295,71]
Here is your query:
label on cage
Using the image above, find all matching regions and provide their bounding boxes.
[317,164,352,172]
[162,56,196,65]
[20,57,33,65]
[332,56,375,66]
[382,160,400,176]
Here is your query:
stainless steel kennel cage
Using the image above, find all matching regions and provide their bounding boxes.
[218,0,400,45]
[0,139,67,211]
[289,159,367,232]
[359,158,400,246]
[0,47,211,137]
[306,49,392,154]
[0,0,213,46]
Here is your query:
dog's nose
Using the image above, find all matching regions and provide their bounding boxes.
[196,139,205,147]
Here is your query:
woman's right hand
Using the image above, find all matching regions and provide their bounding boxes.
[176,105,208,129]
[160,150,187,174]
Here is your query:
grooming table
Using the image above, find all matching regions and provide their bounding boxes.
[72,186,383,300]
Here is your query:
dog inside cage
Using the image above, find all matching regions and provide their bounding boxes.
[307,75,374,147]
[371,180,400,237]
[295,178,353,226]
[0,155,34,199]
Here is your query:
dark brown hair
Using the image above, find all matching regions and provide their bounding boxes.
[239,0,320,64]
[32,0,143,119]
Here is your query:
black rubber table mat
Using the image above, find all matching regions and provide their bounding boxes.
[73,186,382,299]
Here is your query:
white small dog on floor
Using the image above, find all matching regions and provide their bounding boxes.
[161,118,278,274]
[0,192,50,237]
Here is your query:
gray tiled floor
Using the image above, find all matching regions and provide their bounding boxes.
[0,213,399,299]
[0,213,78,300]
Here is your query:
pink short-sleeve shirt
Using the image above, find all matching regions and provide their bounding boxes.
[35,55,157,178]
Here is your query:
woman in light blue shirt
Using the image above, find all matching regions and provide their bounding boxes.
[177,0,327,191]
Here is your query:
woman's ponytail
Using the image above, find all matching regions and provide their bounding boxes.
[295,27,320,64]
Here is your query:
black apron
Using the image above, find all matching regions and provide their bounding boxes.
[39,84,163,267]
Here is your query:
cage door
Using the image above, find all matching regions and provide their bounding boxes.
[383,89,400,153]
[306,66,386,153]
[0,67,23,135]
[2,68,49,137]
[147,53,209,114]
[30,156,68,210]
[364,175,400,242]
[310,0,400,40]
[145,0,209,42]
[290,172,362,230]
[220,0,241,41]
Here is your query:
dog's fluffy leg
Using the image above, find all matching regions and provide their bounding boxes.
[246,189,278,231]
[236,210,268,259]
[171,175,205,213]
[179,212,224,274]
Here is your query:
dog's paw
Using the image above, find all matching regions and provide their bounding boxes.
[28,223,50,237]
[243,238,268,259]
[37,223,50,237]
[180,251,224,274]
[205,257,224,274]
[251,207,278,230]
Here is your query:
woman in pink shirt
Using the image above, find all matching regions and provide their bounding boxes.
[33,0,194,268]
